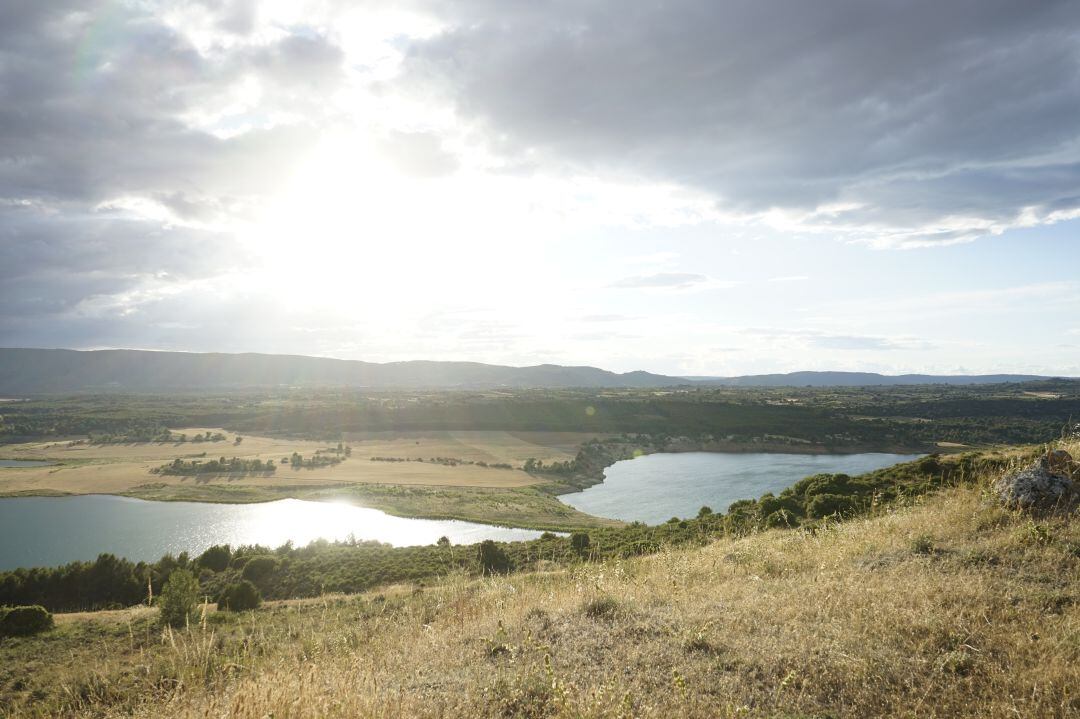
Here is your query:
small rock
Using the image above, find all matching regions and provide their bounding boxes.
[992,451,1077,513]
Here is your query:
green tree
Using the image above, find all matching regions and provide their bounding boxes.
[195,545,231,573]
[477,540,512,575]
[570,532,591,555]
[241,555,279,582]
[158,569,199,627]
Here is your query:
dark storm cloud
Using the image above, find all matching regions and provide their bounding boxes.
[404,0,1080,242]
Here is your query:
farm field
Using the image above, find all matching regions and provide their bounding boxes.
[0,429,621,530]
[0,429,594,494]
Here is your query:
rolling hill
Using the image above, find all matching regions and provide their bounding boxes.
[0,348,1065,393]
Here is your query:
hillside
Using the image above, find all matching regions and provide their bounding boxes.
[0,348,681,393]
[0,348,1066,393]
[2,448,1077,717]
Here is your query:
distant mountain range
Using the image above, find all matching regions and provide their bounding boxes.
[0,348,1067,393]
[688,371,1058,387]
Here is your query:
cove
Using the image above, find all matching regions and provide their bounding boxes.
[0,495,552,570]
[559,451,923,525]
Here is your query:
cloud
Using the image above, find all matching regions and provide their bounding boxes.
[610,272,710,289]
[403,0,1080,246]
[0,2,349,334]
[739,327,935,351]
[377,131,459,177]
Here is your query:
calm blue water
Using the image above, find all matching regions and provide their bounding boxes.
[560,452,922,524]
[0,459,53,467]
[0,495,552,570]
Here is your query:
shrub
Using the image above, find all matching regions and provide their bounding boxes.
[195,544,232,573]
[477,540,513,575]
[241,555,280,582]
[790,473,852,497]
[758,493,804,518]
[570,532,591,555]
[217,580,261,611]
[918,455,944,475]
[764,509,797,528]
[910,534,936,555]
[158,569,199,628]
[0,605,54,637]
[582,596,619,620]
[806,493,858,519]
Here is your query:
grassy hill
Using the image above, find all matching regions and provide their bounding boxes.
[2,442,1077,717]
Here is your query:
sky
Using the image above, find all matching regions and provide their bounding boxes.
[2,0,1079,377]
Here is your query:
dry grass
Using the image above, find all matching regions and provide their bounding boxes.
[0,429,590,496]
[4,465,1078,717]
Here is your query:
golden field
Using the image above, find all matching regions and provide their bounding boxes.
[0,429,623,529]
[0,429,593,496]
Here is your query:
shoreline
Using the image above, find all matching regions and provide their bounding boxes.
[0,440,938,533]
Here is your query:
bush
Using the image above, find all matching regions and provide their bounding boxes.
[477,540,513,575]
[241,555,279,582]
[806,493,858,519]
[582,596,619,620]
[918,454,944,475]
[195,544,232,573]
[217,580,261,611]
[570,532,591,555]
[764,509,797,528]
[158,569,199,628]
[0,605,54,636]
[910,534,936,555]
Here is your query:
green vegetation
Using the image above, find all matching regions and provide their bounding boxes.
[4,381,1079,450]
[476,540,513,575]
[370,455,513,469]
[0,605,53,637]
[158,569,199,628]
[216,580,261,612]
[286,451,345,469]
[152,456,277,476]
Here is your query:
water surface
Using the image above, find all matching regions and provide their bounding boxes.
[0,495,551,570]
[560,451,922,524]
[0,459,54,467]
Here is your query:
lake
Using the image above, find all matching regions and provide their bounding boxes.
[0,459,54,467]
[0,495,552,570]
[560,451,923,524]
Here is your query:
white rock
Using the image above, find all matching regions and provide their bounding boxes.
[992,451,1076,513]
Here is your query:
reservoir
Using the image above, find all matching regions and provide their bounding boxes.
[0,495,551,570]
[560,451,922,524]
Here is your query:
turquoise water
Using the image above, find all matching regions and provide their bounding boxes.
[560,451,922,524]
[0,495,552,570]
